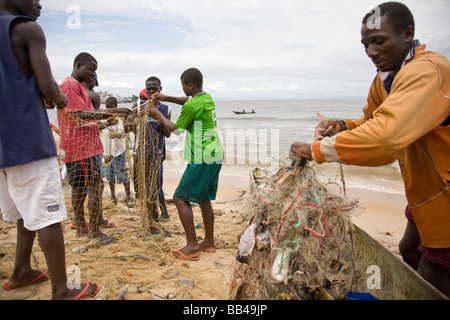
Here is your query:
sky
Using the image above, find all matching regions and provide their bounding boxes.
[38,0,450,100]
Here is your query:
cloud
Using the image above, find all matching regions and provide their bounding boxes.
[39,0,450,100]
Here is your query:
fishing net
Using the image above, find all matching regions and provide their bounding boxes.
[229,158,361,300]
[54,99,164,236]
[130,99,165,234]
[229,156,449,300]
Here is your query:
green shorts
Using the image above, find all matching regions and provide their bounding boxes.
[174,162,222,204]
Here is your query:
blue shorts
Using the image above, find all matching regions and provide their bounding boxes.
[105,151,130,184]
[160,163,165,199]
[174,162,222,204]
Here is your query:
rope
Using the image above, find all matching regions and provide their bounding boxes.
[295,203,329,238]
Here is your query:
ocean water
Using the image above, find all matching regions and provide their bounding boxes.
[47,99,405,195]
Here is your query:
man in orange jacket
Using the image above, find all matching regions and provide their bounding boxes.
[290,2,450,297]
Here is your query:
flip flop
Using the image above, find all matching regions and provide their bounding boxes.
[71,221,90,230]
[73,282,100,300]
[100,220,115,229]
[3,269,49,291]
[168,249,200,261]
[98,235,117,244]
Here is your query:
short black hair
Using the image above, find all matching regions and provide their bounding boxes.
[362,2,415,34]
[146,76,161,85]
[73,52,97,68]
[105,96,118,107]
[181,68,203,88]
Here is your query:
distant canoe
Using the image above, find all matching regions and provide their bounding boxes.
[233,110,255,115]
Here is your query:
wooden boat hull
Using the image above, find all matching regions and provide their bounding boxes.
[352,225,446,299]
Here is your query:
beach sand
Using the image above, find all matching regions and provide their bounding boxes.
[0,170,408,300]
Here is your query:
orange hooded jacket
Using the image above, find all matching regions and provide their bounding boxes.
[312,45,450,248]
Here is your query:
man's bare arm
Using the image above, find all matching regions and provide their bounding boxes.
[152,93,188,106]
[160,109,172,138]
[10,19,66,107]
[71,108,132,120]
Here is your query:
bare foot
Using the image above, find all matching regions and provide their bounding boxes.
[199,241,216,253]
[76,226,89,238]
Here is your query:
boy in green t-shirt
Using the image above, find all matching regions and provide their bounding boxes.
[148,68,223,261]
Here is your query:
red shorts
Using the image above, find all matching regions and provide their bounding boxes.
[405,206,450,268]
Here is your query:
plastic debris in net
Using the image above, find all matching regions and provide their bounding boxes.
[237,223,257,264]
[230,159,360,300]
[237,221,275,265]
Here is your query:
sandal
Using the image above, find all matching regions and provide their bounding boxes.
[3,269,49,291]
[100,219,115,229]
[71,221,90,230]
[168,249,200,261]
[98,235,117,245]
